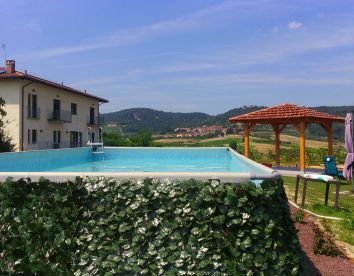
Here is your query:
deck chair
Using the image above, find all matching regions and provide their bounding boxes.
[323,156,346,180]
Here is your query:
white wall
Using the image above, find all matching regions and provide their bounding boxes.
[0,80,21,150]
[23,81,100,150]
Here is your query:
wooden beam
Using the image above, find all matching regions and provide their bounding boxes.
[279,123,287,132]
[292,123,300,133]
[319,123,329,132]
[319,122,333,156]
[299,121,306,172]
[272,124,281,166]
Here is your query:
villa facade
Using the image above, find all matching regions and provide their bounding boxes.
[0,60,108,151]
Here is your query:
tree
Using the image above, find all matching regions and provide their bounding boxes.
[0,97,15,152]
[129,132,153,147]
[229,141,238,151]
[102,132,129,147]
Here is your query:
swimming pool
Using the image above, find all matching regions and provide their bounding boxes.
[0,147,279,182]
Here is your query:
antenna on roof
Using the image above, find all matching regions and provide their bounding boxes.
[0,43,6,66]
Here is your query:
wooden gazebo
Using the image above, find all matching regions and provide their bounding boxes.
[229,104,345,171]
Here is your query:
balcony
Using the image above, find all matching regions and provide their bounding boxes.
[48,109,72,123]
[87,115,99,126]
[26,107,40,120]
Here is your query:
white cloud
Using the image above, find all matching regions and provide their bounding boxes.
[158,63,222,73]
[19,0,272,60]
[288,21,303,30]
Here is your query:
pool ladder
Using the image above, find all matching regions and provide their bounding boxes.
[91,142,104,154]
[88,127,105,156]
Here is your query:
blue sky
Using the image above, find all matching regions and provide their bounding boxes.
[1,0,354,114]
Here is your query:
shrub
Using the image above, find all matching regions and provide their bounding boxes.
[0,177,308,274]
[0,177,82,273]
[313,224,344,257]
[293,209,305,224]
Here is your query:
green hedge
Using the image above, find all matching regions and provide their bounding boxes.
[0,177,308,274]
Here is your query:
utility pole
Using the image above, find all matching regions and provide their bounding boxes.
[1,43,6,66]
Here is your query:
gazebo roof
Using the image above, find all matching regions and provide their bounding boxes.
[229,103,345,124]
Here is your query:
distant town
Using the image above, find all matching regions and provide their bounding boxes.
[152,124,242,139]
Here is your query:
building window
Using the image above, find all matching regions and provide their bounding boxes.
[28,93,38,119]
[53,131,61,148]
[71,103,77,115]
[90,107,95,124]
[32,130,37,144]
[27,129,37,144]
[70,131,82,148]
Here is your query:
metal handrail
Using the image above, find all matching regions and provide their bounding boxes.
[87,115,98,126]
[47,109,72,122]
[26,107,40,119]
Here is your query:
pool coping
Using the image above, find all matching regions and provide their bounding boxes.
[0,147,281,182]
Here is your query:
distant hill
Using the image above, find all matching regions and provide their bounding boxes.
[101,108,211,134]
[100,105,354,140]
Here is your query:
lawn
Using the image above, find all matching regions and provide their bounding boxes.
[282,176,354,246]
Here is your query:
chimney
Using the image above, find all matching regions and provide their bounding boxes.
[6,60,15,74]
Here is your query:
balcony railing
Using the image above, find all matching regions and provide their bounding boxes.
[23,141,82,151]
[48,110,72,123]
[26,107,40,119]
[87,115,99,126]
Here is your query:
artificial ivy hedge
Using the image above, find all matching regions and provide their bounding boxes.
[0,177,308,274]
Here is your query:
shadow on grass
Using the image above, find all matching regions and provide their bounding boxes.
[309,204,353,219]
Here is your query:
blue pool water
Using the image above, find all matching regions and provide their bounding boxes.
[0,147,268,174]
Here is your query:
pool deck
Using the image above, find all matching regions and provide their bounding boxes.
[0,171,281,183]
[0,166,319,182]
[274,166,323,177]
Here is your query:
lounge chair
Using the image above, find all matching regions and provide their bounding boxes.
[323,156,346,180]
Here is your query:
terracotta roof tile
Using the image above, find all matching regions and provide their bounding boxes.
[0,70,108,103]
[229,103,345,123]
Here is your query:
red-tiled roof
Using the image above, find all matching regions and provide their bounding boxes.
[0,69,108,103]
[229,103,345,123]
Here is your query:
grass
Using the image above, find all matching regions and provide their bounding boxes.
[282,176,354,245]
[193,137,242,147]
[154,136,242,147]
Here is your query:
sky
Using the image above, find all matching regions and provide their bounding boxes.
[1,0,354,114]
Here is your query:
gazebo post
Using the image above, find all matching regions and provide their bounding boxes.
[244,123,250,158]
[272,124,280,166]
[299,121,306,172]
[327,122,333,156]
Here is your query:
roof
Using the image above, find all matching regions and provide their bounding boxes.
[0,69,108,103]
[229,103,345,124]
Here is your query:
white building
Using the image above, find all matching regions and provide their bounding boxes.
[0,60,108,151]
